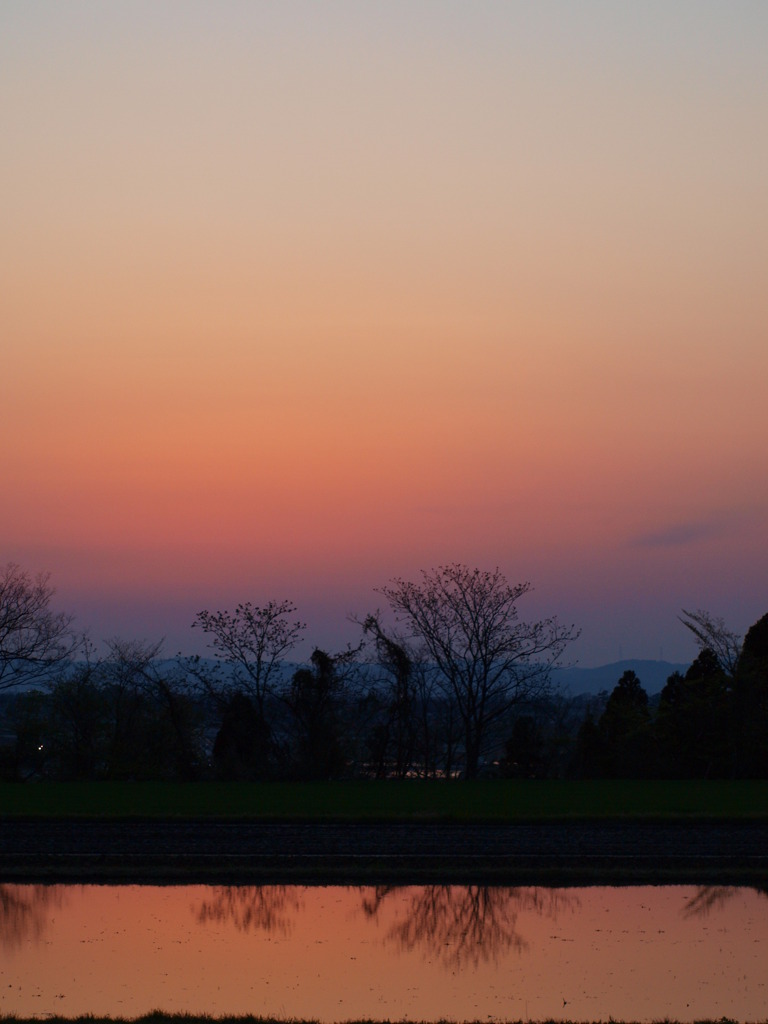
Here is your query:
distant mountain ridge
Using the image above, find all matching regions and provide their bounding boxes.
[171,656,687,698]
[2,655,688,700]
[551,659,689,697]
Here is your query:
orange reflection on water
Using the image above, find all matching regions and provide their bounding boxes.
[0,884,766,1022]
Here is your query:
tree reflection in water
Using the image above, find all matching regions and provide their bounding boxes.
[359,885,577,968]
[194,885,305,937]
[682,885,768,918]
[0,884,65,951]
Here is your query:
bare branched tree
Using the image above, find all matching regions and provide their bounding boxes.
[192,600,305,715]
[377,564,579,778]
[0,563,76,691]
[679,608,742,679]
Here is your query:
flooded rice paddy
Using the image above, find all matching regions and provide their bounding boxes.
[1,883,766,1022]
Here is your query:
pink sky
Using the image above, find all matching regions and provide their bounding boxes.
[2,2,767,665]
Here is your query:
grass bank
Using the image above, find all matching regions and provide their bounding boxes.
[2,779,768,820]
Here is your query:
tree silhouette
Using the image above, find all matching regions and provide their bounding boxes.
[359,884,576,969]
[0,884,65,951]
[656,658,728,777]
[194,885,304,937]
[193,600,305,718]
[682,885,768,919]
[679,609,742,679]
[377,564,578,778]
[44,646,106,780]
[212,692,273,779]
[285,648,357,779]
[360,615,419,777]
[733,612,768,776]
[0,563,76,691]
[598,671,651,776]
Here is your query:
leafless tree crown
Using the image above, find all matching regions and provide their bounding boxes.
[192,600,305,711]
[679,608,742,679]
[0,563,76,690]
[377,564,579,776]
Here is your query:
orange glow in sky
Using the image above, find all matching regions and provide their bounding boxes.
[2,2,767,663]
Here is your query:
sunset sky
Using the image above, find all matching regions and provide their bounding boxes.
[2,1,767,667]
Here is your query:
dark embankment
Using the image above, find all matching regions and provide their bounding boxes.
[3,781,768,885]
[2,817,767,885]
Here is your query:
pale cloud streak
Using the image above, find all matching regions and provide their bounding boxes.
[631,505,765,549]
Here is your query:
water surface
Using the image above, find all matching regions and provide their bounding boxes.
[1,883,766,1021]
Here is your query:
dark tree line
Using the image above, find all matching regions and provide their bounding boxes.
[574,610,768,779]
[1,561,766,781]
